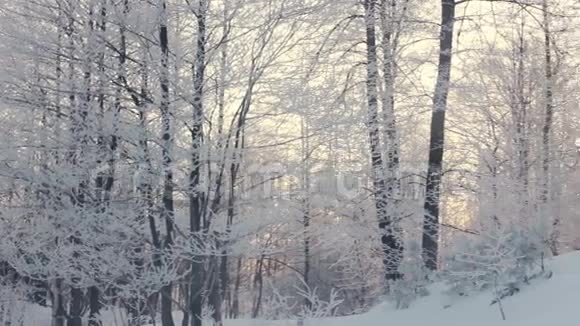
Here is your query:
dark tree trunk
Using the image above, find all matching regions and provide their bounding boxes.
[422,0,455,271]
[68,4,91,324]
[189,261,203,326]
[88,286,101,326]
[303,205,311,305]
[219,45,231,326]
[379,0,404,282]
[189,1,207,326]
[52,5,66,326]
[219,249,230,317]
[364,0,402,282]
[208,256,223,325]
[68,288,83,326]
[159,1,175,325]
[135,42,159,326]
[51,279,66,326]
[231,257,242,318]
[181,282,190,326]
[511,17,529,192]
[89,4,110,325]
[251,257,265,318]
[541,0,558,256]
[301,118,312,305]
[217,5,231,314]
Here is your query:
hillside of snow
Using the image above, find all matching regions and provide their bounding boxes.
[326,251,580,326]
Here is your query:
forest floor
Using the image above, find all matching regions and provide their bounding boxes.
[20,251,580,325]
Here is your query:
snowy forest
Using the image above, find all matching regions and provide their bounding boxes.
[0,0,579,325]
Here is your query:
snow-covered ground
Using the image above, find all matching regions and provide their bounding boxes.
[330,250,580,326]
[17,251,580,325]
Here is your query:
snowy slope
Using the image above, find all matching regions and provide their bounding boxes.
[164,251,580,326]
[323,251,580,326]
[19,251,580,325]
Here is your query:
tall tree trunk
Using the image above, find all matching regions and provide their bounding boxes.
[508,16,530,228]
[251,257,265,318]
[231,257,242,318]
[364,0,396,283]
[208,257,223,325]
[89,4,110,325]
[137,46,158,325]
[189,1,207,326]
[52,5,66,326]
[158,1,175,325]
[51,279,66,326]
[69,2,91,324]
[541,0,557,256]
[422,0,455,271]
[88,287,101,326]
[68,288,83,326]
[218,3,231,317]
[181,282,190,326]
[301,116,312,307]
[379,0,404,281]
[513,17,529,191]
